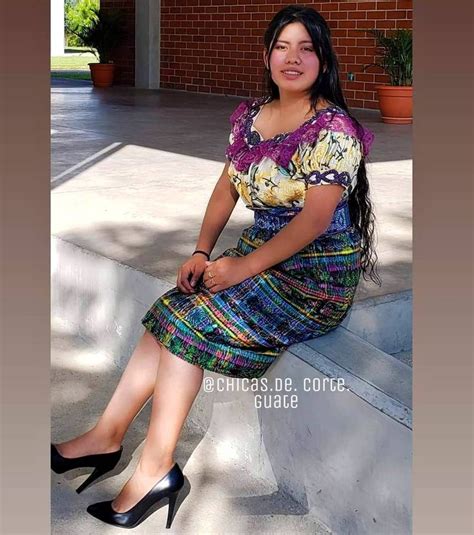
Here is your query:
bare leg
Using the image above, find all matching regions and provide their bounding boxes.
[56,330,162,458]
[111,344,203,512]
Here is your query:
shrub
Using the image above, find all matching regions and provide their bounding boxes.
[363,29,413,86]
[66,6,126,63]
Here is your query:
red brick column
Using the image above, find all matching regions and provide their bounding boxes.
[101,0,135,86]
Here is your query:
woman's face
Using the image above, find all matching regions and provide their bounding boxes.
[265,22,322,95]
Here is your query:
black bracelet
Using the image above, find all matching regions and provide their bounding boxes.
[192,250,210,260]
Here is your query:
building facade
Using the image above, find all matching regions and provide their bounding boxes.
[102,0,412,110]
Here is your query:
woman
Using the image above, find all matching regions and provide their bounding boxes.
[51,5,380,530]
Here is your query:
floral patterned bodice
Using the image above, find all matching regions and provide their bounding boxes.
[225,96,374,210]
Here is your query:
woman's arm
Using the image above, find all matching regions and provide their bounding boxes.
[243,184,345,276]
[194,161,239,256]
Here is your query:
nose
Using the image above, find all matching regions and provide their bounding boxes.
[285,50,301,64]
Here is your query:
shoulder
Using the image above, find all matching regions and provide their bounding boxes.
[302,107,374,157]
[315,107,359,136]
[229,96,268,127]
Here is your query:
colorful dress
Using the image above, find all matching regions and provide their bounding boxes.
[141,95,374,378]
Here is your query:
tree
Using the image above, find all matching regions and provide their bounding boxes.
[65,0,100,47]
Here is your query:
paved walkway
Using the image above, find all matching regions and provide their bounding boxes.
[51,78,412,301]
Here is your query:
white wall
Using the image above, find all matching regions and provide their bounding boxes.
[51,0,65,56]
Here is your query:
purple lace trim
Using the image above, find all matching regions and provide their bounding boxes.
[225,97,375,173]
[305,169,352,189]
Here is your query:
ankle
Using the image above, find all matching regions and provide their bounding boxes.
[137,457,174,478]
[91,422,124,449]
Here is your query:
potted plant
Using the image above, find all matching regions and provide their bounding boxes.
[363,29,413,124]
[67,6,126,88]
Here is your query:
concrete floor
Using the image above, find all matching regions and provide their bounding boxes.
[51,78,412,302]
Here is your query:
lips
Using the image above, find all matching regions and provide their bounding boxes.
[281,70,303,75]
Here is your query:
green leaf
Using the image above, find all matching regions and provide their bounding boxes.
[66,5,126,64]
[363,29,412,86]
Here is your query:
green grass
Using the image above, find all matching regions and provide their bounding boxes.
[51,52,96,71]
[51,48,96,80]
[51,71,92,81]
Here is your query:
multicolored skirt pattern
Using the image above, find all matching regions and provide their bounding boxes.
[141,204,362,379]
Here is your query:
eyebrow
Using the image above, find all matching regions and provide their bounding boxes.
[275,40,313,44]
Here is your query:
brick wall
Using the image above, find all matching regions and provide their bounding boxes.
[101,0,135,86]
[162,0,412,109]
[104,0,412,110]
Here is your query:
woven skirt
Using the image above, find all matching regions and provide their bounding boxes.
[141,206,362,379]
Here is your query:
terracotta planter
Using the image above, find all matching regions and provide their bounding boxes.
[88,63,116,88]
[375,85,413,125]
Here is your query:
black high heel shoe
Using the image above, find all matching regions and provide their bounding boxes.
[87,462,184,530]
[51,443,123,494]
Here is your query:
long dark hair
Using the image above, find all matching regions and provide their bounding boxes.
[262,5,381,286]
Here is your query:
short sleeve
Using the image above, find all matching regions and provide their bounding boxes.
[299,128,363,192]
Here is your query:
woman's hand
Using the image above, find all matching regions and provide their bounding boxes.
[176,254,208,294]
[203,257,254,293]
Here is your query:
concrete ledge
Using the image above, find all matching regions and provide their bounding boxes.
[52,235,167,368]
[293,329,412,429]
[52,234,412,428]
[52,235,412,533]
[184,352,411,534]
[343,290,412,354]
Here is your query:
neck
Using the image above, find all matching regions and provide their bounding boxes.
[275,91,314,116]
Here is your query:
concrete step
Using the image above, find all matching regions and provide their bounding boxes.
[390,349,413,367]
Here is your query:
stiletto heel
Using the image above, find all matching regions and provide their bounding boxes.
[166,490,180,529]
[51,443,123,493]
[87,462,185,529]
[76,463,115,494]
